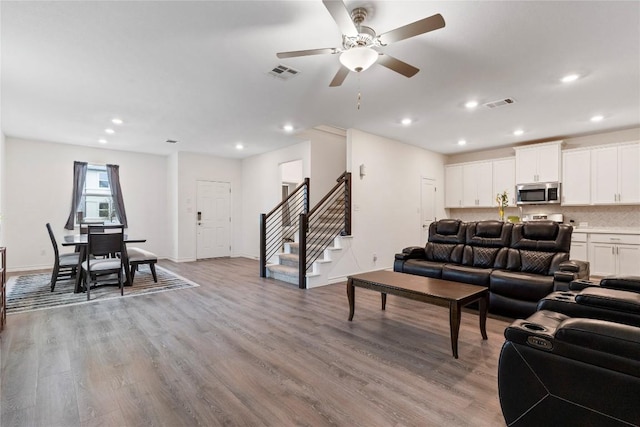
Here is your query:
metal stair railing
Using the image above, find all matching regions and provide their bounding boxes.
[259,178,309,278]
[298,172,351,288]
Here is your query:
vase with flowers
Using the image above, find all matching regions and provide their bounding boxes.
[496,190,509,221]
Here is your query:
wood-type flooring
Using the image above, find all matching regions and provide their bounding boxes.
[1,257,510,426]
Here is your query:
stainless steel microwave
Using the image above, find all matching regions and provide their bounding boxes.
[516,182,561,205]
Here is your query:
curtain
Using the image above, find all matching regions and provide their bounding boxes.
[106,164,128,228]
[64,161,88,230]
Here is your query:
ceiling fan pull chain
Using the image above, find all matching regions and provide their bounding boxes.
[357,74,361,110]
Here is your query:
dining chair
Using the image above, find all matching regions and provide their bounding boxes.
[127,247,158,283]
[46,223,80,292]
[81,224,125,301]
[79,220,105,235]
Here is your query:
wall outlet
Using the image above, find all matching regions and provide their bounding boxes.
[579,222,588,228]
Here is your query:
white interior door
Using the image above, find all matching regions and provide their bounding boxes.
[420,178,436,243]
[197,181,231,259]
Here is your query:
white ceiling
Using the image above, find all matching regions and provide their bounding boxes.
[2,1,639,159]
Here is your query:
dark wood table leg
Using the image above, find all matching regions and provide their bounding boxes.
[449,301,462,359]
[479,291,488,340]
[347,278,355,321]
[381,293,387,310]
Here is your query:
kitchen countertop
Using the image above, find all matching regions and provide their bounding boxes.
[571,228,640,235]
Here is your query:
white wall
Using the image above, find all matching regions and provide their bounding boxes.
[0,131,5,247]
[306,128,347,206]
[167,152,179,261]
[4,138,170,270]
[240,141,311,259]
[175,151,242,262]
[322,129,447,282]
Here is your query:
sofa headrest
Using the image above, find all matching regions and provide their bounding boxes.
[523,222,559,240]
[428,220,466,244]
[511,222,572,253]
[477,221,506,237]
[466,221,512,248]
[436,219,462,235]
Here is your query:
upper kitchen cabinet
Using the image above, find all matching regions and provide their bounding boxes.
[493,158,516,206]
[445,164,463,208]
[445,160,497,208]
[562,148,591,205]
[514,141,562,184]
[591,142,640,205]
[462,161,494,207]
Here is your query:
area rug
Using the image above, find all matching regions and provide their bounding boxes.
[6,266,200,314]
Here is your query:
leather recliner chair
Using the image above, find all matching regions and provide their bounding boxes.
[498,310,640,426]
[538,276,640,327]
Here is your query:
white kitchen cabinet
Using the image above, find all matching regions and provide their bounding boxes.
[588,233,640,276]
[462,161,493,207]
[562,149,591,205]
[570,232,588,262]
[591,142,640,205]
[445,165,463,208]
[514,141,562,184]
[493,158,516,205]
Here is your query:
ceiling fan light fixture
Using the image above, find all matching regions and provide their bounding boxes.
[339,47,378,72]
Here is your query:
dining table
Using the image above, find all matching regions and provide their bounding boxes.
[62,234,147,293]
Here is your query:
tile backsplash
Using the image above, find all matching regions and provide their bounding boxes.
[449,205,640,229]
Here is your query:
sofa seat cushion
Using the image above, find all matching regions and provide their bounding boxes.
[442,264,492,286]
[490,269,554,302]
[402,259,444,278]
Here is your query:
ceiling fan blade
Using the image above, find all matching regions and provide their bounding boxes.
[277,48,337,59]
[378,13,445,45]
[377,54,419,78]
[322,0,358,37]
[329,65,350,87]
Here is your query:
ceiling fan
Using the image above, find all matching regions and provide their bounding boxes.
[276,0,445,87]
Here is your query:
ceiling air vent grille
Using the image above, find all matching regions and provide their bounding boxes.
[483,98,516,109]
[268,64,301,81]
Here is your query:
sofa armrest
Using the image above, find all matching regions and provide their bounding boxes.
[575,287,640,314]
[553,260,590,290]
[569,279,597,291]
[600,276,640,294]
[395,246,426,261]
[555,318,640,363]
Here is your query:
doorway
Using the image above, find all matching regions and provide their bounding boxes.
[196,181,231,259]
[420,178,436,243]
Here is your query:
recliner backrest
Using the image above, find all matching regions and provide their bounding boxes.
[462,221,512,268]
[425,219,466,263]
[506,222,572,275]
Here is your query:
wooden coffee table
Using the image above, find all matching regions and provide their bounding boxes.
[347,270,489,358]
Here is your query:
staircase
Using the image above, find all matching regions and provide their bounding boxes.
[260,172,351,289]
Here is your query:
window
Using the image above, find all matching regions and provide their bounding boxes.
[79,165,117,223]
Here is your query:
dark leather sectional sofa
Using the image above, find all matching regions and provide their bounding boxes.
[498,276,640,425]
[393,219,590,318]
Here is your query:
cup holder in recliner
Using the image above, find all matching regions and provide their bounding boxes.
[521,323,547,332]
[554,295,572,300]
[559,292,575,297]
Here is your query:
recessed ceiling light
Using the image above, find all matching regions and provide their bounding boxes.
[465,101,478,109]
[104,128,115,134]
[590,115,604,122]
[561,74,580,83]
[111,118,123,125]
[98,139,107,144]
[401,118,412,126]
[236,143,244,150]
[283,124,294,132]
[513,129,524,136]
[458,139,467,146]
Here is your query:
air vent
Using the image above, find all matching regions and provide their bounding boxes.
[483,98,517,109]
[268,64,301,81]
[166,139,178,144]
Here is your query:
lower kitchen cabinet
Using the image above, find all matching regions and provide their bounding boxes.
[588,233,640,277]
